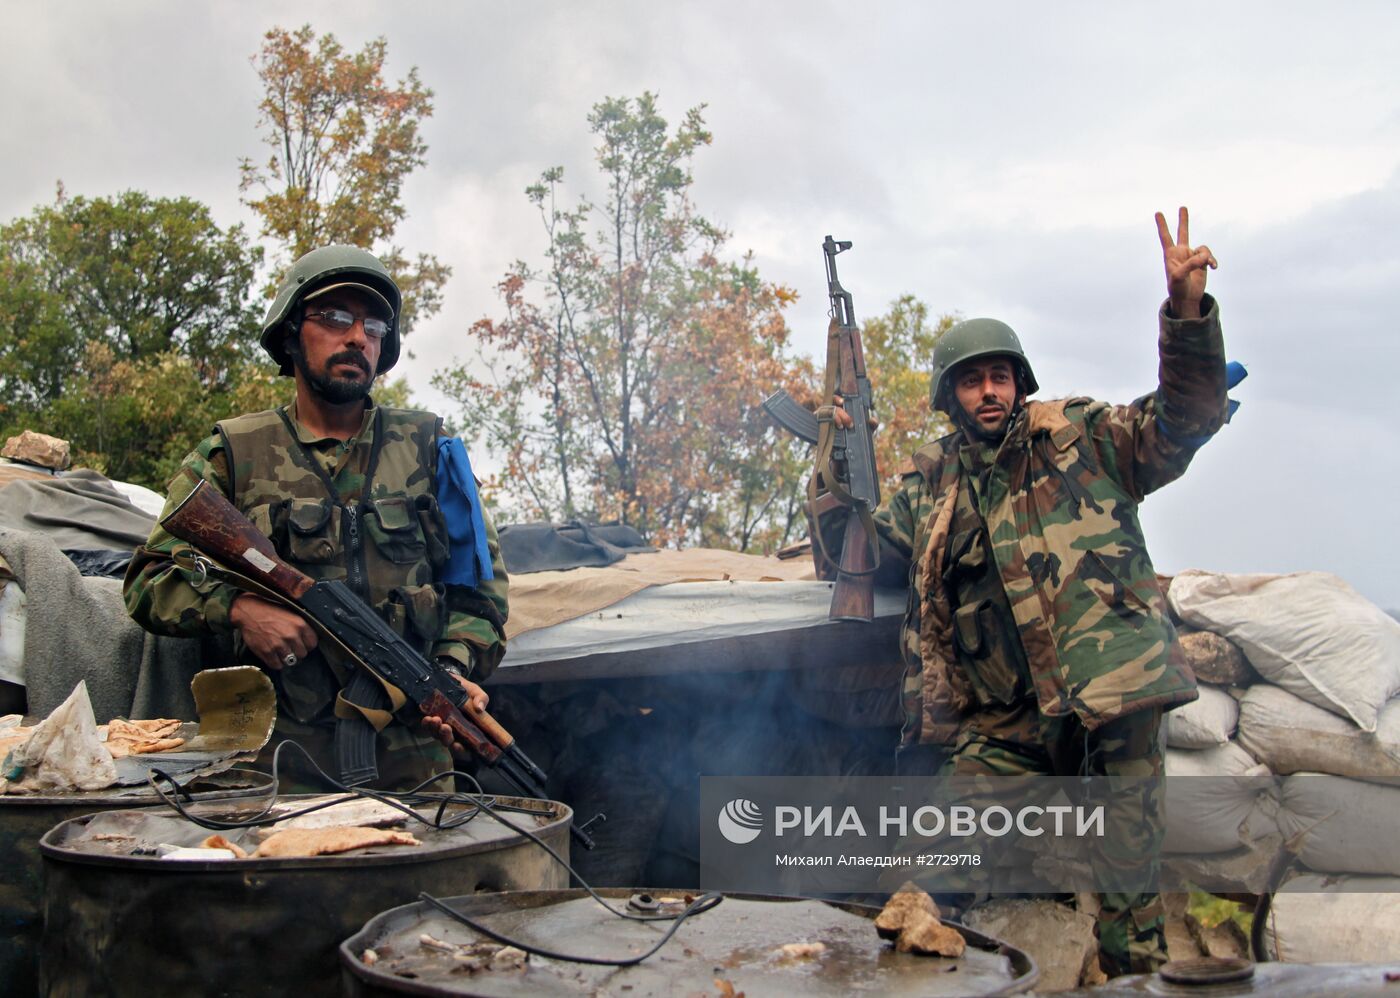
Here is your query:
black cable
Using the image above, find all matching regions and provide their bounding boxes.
[418,889,724,967]
[145,740,537,834]
[148,737,725,966]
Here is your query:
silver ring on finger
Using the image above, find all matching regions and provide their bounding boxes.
[282,652,298,668]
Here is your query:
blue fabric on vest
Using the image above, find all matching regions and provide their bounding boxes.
[436,437,494,587]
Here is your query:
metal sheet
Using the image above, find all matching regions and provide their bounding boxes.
[38,795,572,998]
[341,889,1039,997]
[496,581,905,683]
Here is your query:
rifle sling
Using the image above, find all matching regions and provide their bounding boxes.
[171,548,408,732]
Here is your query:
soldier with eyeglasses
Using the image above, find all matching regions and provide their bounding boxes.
[124,245,509,792]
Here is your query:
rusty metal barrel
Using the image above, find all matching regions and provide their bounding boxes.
[0,769,273,998]
[39,795,572,998]
[339,888,1040,996]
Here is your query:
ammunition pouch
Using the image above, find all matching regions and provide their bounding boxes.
[952,599,1027,707]
[945,522,1031,709]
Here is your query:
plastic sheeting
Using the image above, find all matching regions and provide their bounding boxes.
[507,580,902,664]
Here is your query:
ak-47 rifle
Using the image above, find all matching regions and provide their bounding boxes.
[762,235,880,621]
[160,478,596,850]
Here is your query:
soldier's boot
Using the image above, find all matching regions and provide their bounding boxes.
[1096,893,1167,977]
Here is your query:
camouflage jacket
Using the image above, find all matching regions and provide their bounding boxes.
[124,401,509,720]
[817,298,1226,746]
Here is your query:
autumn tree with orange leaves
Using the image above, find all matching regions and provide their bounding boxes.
[435,94,815,551]
[858,294,956,493]
[239,25,449,335]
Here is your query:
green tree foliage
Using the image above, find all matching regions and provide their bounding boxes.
[859,294,956,494]
[36,343,286,486]
[0,188,284,488]
[31,342,408,488]
[0,187,263,408]
[240,25,449,335]
[435,93,815,550]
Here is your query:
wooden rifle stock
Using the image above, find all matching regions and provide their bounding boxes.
[161,478,315,600]
[830,508,876,621]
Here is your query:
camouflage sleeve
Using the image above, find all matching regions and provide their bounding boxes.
[122,436,244,636]
[808,470,923,589]
[431,466,510,682]
[1081,294,1228,501]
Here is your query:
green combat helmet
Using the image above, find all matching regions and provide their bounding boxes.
[929,317,1039,414]
[260,245,403,376]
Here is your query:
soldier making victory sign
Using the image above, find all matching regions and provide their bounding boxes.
[820,208,1227,976]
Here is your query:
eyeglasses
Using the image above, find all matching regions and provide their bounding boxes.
[303,308,392,339]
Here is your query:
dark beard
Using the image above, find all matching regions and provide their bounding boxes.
[290,341,375,404]
[955,402,1016,444]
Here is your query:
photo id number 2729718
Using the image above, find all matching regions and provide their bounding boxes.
[916,853,982,866]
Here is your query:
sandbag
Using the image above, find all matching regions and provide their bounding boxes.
[1163,685,1238,749]
[1169,570,1400,731]
[1277,772,1400,876]
[1162,743,1278,855]
[1266,873,1400,962]
[1237,684,1400,784]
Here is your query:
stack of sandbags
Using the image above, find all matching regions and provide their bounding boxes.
[1172,571,1400,734]
[1169,569,1400,958]
[1161,740,1277,857]
[1156,595,1277,885]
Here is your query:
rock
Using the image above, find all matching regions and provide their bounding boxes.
[1162,892,1204,962]
[893,909,965,957]
[963,898,1097,992]
[875,881,940,940]
[875,883,963,957]
[1186,910,1249,960]
[2,430,71,471]
[1079,950,1108,986]
[1179,630,1258,686]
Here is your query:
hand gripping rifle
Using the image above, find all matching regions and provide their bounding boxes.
[762,235,880,621]
[161,478,596,850]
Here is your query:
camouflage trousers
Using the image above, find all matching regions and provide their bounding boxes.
[251,713,455,796]
[949,699,1168,977]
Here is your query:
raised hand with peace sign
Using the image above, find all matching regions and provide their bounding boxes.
[1155,206,1217,320]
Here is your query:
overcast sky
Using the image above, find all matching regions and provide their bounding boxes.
[4,1,1398,609]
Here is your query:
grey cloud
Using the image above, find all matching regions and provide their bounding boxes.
[3,0,1398,607]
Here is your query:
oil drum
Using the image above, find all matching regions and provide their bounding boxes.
[0,769,272,998]
[340,887,1039,996]
[39,794,571,997]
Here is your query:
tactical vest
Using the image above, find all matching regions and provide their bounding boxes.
[216,406,451,721]
[942,452,1033,709]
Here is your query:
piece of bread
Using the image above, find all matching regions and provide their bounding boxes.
[253,826,420,858]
